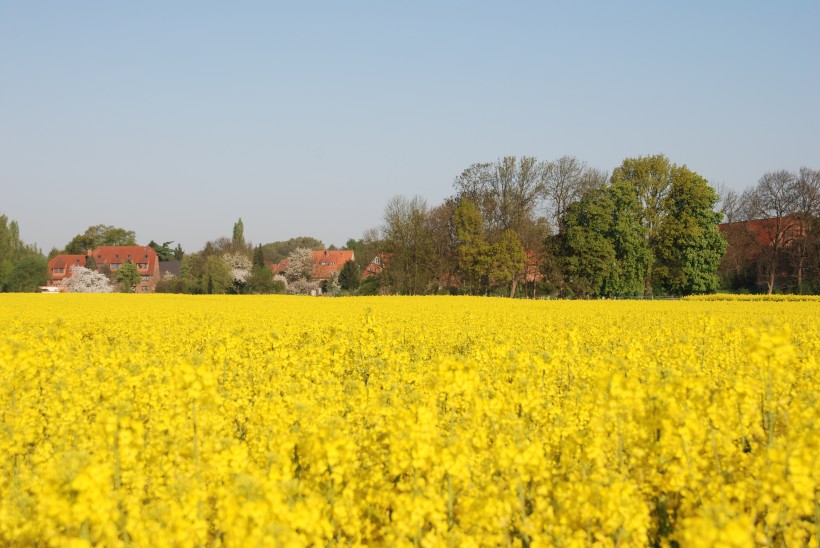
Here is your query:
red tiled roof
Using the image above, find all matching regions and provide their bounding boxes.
[92,246,160,275]
[361,253,390,279]
[312,250,354,280]
[268,250,355,280]
[48,246,161,289]
[47,254,87,283]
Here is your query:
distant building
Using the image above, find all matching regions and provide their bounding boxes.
[270,249,355,281]
[48,246,162,292]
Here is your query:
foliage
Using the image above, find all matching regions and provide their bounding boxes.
[338,259,360,290]
[64,225,137,254]
[381,195,436,295]
[148,240,175,262]
[59,265,113,292]
[260,237,324,264]
[489,229,526,297]
[0,296,818,545]
[2,255,48,292]
[454,199,490,295]
[232,218,246,250]
[115,261,141,292]
[201,255,233,294]
[252,245,265,269]
[0,215,43,292]
[173,244,185,261]
[655,169,726,294]
[246,266,285,294]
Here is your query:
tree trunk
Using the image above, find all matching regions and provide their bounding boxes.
[509,278,518,298]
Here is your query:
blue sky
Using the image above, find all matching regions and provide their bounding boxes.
[2,1,818,253]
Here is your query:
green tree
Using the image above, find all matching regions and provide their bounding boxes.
[490,229,526,297]
[561,182,651,297]
[201,255,233,294]
[116,261,141,292]
[173,244,185,261]
[65,225,137,253]
[260,237,324,263]
[0,215,44,292]
[3,255,48,292]
[232,218,246,250]
[246,265,284,294]
[610,155,673,293]
[85,254,98,272]
[252,245,266,268]
[562,188,619,297]
[655,168,726,294]
[148,240,175,261]
[454,199,490,295]
[610,154,724,295]
[338,259,360,290]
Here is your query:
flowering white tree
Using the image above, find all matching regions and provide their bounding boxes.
[324,270,341,295]
[286,278,321,296]
[223,252,252,285]
[285,247,314,282]
[61,265,114,293]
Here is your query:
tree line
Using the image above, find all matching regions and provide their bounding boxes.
[1,154,817,296]
[368,154,819,297]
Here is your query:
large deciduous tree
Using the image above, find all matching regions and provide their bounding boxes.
[1,215,45,291]
[609,155,725,295]
[654,166,726,294]
[3,255,48,292]
[742,170,802,293]
[454,199,490,295]
[64,225,137,254]
[381,195,436,295]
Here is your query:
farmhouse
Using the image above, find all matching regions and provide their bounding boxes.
[270,249,355,282]
[48,246,162,292]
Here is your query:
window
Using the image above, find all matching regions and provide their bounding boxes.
[111,263,121,270]
[141,276,150,281]
[137,263,148,269]
[53,267,65,274]
[141,286,150,292]
[374,256,382,265]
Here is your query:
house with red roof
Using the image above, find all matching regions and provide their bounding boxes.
[48,245,162,292]
[270,249,355,282]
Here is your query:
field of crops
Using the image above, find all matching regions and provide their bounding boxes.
[1,295,818,546]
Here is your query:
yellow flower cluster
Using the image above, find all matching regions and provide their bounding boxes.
[0,295,818,546]
[684,293,820,302]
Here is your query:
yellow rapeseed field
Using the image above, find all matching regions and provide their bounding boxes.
[1,295,818,546]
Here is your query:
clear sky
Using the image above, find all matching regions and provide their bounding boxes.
[2,1,818,253]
